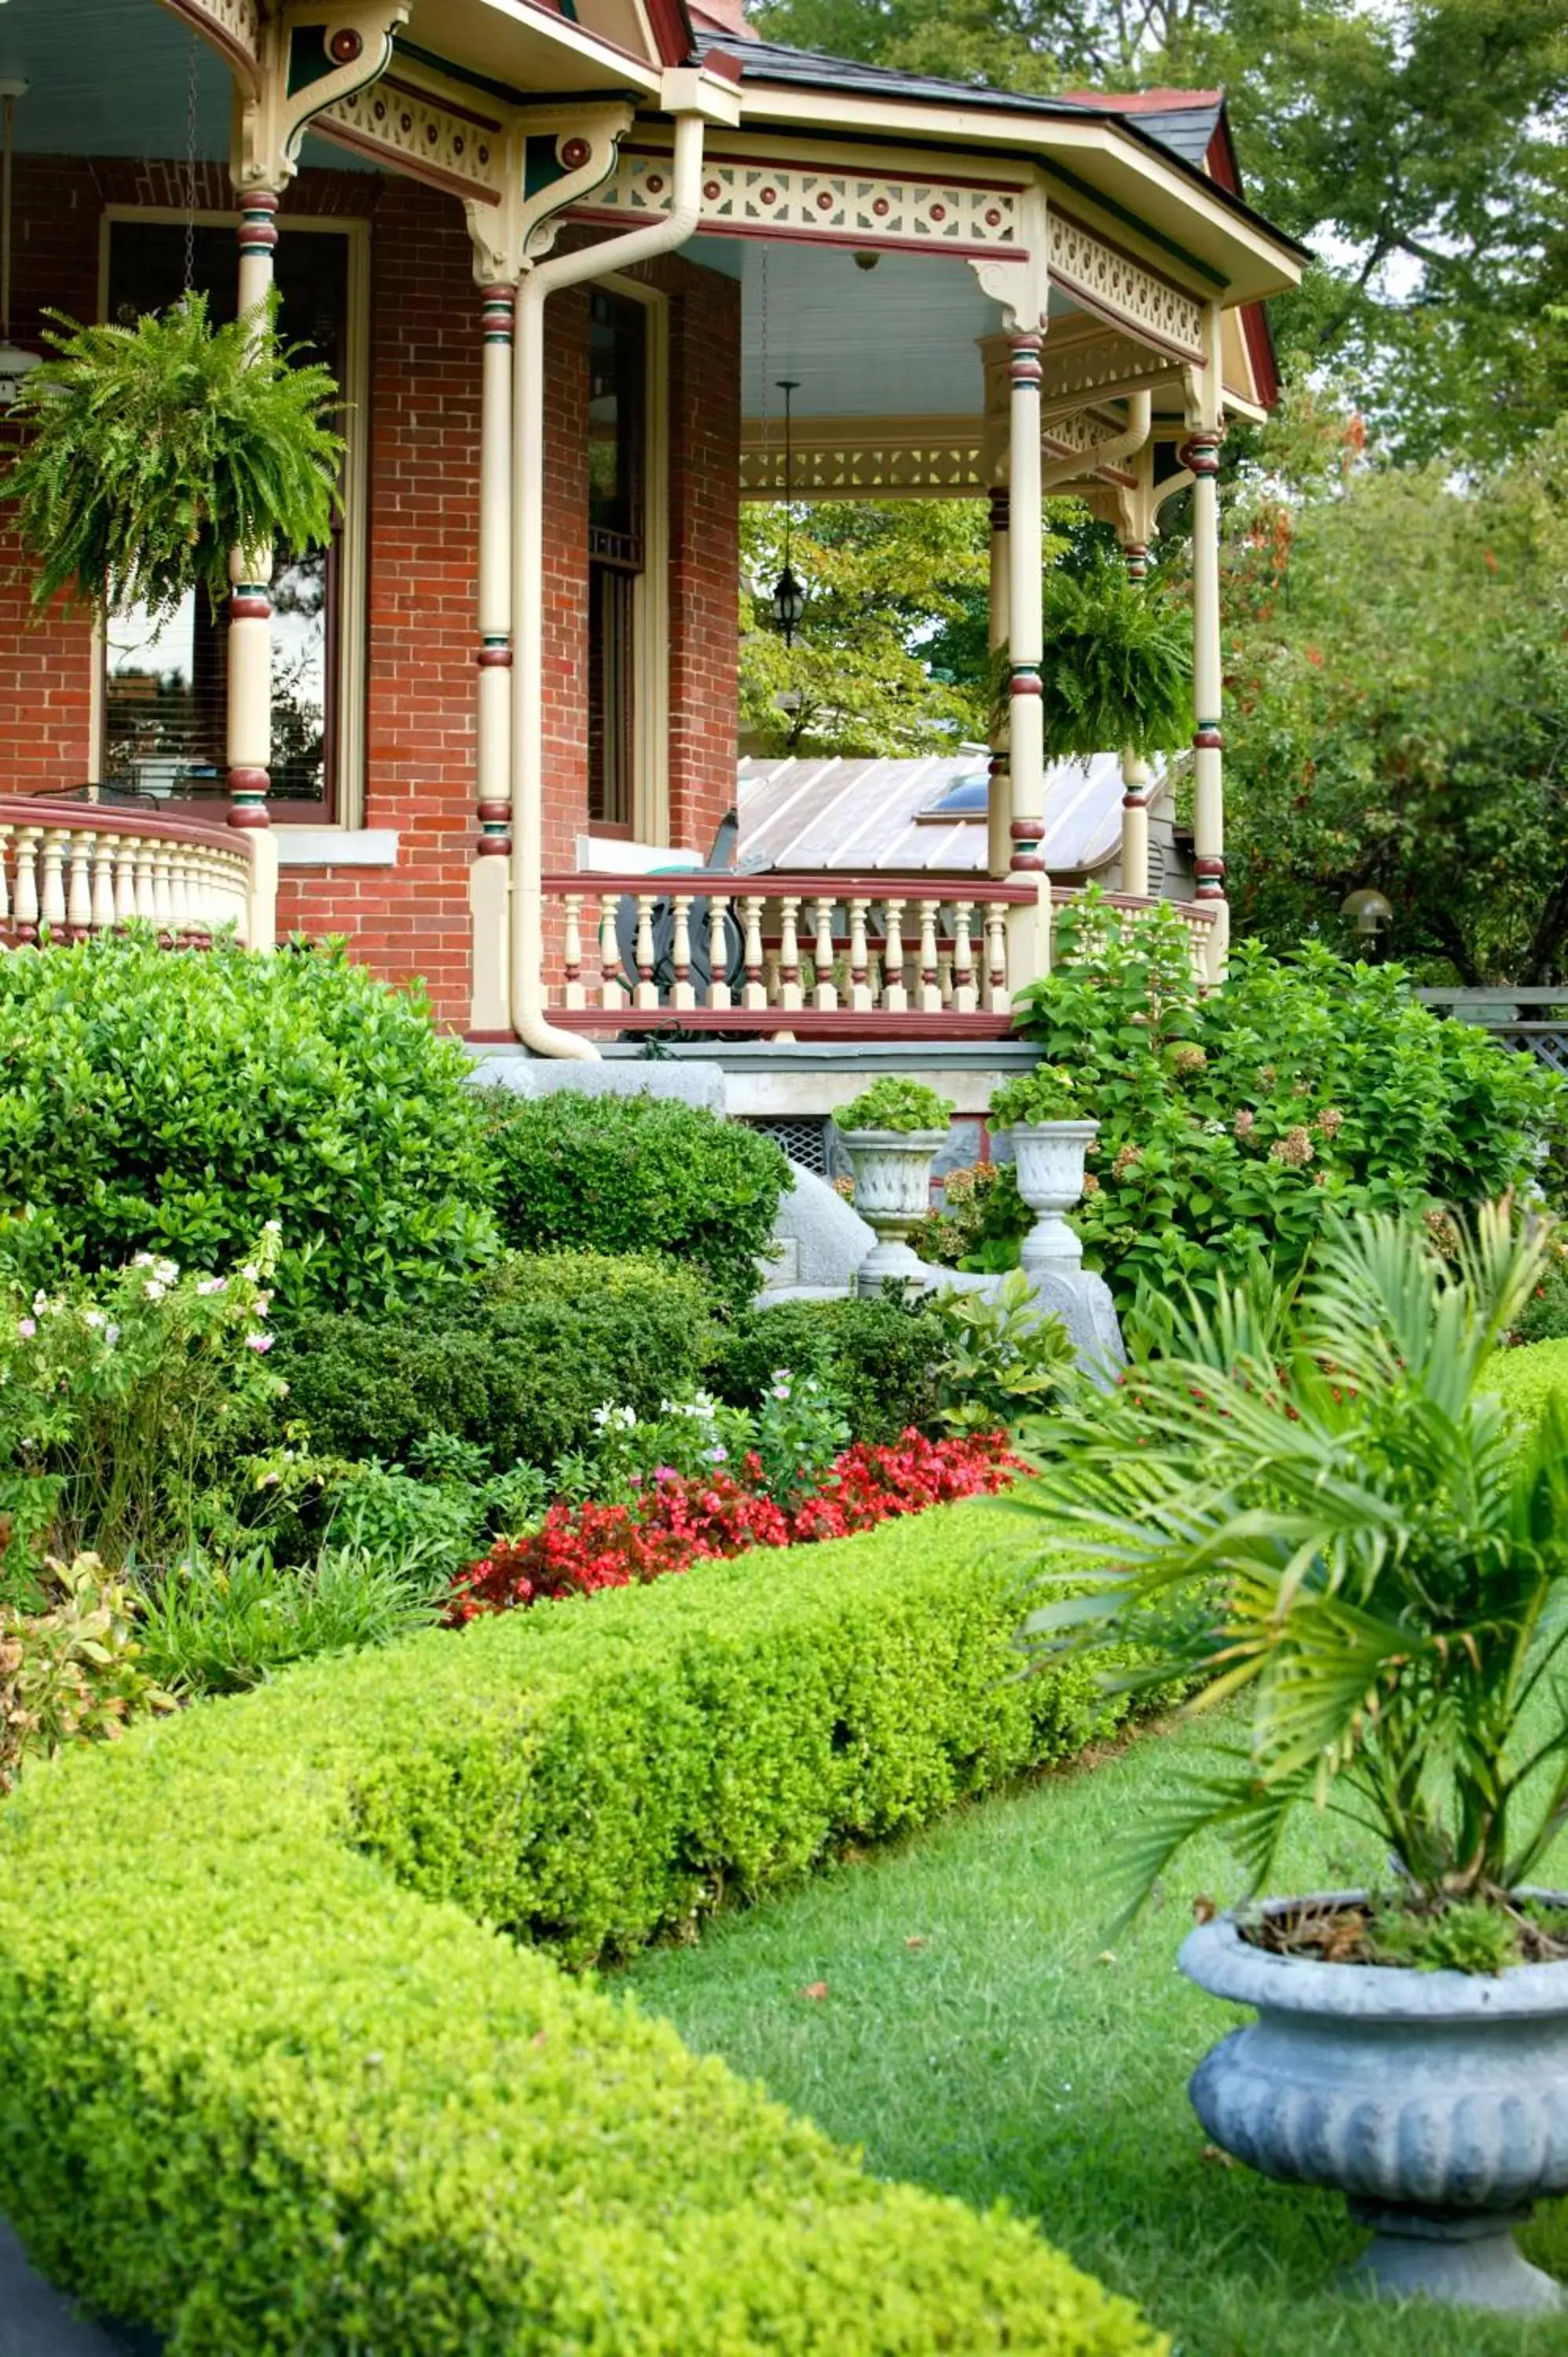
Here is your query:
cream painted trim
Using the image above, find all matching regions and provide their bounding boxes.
[718,93,1303,302]
[737,406,1178,501]
[95,207,372,827]
[601,273,672,849]
[274,827,399,866]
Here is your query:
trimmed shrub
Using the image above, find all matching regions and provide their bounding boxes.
[276,1251,713,1471]
[0,935,496,1313]
[711,1292,947,1442]
[0,1501,1163,2355]
[482,1091,790,1309]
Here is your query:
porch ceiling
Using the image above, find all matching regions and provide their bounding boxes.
[0,0,240,162]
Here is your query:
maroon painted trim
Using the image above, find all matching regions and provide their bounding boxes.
[163,0,262,96]
[544,1008,1020,1039]
[543,871,1039,902]
[0,799,251,857]
[701,48,745,83]
[641,0,697,68]
[310,119,503,206]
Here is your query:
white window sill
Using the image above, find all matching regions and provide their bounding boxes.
[273,829,401,869]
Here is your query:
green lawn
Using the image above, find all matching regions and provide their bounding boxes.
[623,1707,1568,2357]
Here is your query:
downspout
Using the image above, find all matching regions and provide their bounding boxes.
[510,104,709,1058]
[1041,390,1152,494]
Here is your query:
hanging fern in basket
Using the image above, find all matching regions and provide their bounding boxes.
[1,292,344,621]
[991,559,1194,764]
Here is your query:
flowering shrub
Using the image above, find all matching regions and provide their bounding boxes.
[0,1231,288,1602]
[1,1552,172,1791]
[1013,889,1565,1319]
[577,1373,850,1509]
[448,1429,1017,1620]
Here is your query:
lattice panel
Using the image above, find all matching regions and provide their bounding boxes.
[1047,216,1205,358]
[588,150,1025,252]
[741,438,986,498]
[324,74,507,201]
[1039,329,1177,409]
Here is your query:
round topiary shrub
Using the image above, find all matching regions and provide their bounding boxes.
[481,1091,790,1311]
[0,935,496,1314]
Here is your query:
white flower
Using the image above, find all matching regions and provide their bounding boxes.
[253,1294,272,1317]
[592,1404,616,1430]
[263,1219,283,1236]
[771,1369,792,1385]
[154,1259,178,1285]
[31,1291,47,1315]
[104,1325,120,1347]
[771,1384,792,1403]
[245,1332,274,1355]
[144,1280,167,1303]
[82,1310,105,1331]
[131,1252,156,1270]
[240,1264,260,1285]
[16,1318,35,1340]
[196,1277,228,1297]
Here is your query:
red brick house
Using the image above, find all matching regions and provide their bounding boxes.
[0,0,1302,1059]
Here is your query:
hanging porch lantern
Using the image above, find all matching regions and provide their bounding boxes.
[771,376,805,646]
[0,80,42,412]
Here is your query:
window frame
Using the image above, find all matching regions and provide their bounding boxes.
[585,272,669,846]
[93,207,372,830]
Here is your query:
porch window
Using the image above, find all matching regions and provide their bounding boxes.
[100,220,352,819]
[587,287,647,834]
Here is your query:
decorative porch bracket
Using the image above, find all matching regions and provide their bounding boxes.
[234,3,410,195]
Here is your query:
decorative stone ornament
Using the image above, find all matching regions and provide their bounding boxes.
[1181,1902,1568,2313]
[1008,1120,1098,1270]
[836,1129,947,1294]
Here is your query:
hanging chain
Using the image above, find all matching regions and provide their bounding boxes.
[183,29,200,297]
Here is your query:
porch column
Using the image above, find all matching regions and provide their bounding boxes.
[1118,536,1152,900]
[225,190,280,948]
[1006,331,1050,985]
[986,486,1011,880]
[1184,427,1225,953]
[469,283,516,1033]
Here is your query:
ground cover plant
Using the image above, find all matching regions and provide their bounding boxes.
[0,1500,1164,2355]
[0,935,496,1314]
[1013,890,1563,1318]
[625,1705,1568,2357]
[482,1091,790,1310]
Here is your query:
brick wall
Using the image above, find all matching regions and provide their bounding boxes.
[0,159,743,1031]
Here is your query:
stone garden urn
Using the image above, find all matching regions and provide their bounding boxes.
[1008,1120,1099,1273]
[1181,1898,1568,2312]
[837,1127,947,1294]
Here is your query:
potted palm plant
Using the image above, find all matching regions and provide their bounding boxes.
[1014,1208,1568,2313]
[987,1067,1097,1273]
[833,1078,954,1293]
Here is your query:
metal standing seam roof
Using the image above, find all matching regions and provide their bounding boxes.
[737,752,1138,876]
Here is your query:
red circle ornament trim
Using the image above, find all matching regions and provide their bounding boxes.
[328,27,365,64]
[561,137,592,170]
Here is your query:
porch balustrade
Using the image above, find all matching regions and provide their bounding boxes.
[0,801,257,948]
[537,871,1222,1036]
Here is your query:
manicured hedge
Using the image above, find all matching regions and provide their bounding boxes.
[0,1498,1162,2357]
[276,1250,713,1470]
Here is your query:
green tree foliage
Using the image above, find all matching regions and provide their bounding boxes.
[1222,399,1568,980]
[749,0,1568,464]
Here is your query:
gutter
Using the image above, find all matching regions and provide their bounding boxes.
[1042,388,1152,494]
[509,68,740,1058]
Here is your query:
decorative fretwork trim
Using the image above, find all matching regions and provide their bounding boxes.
[1047,213,1206,359]
[321,72,508,205]
[739,411,1154,501]
[584,145,1028,255]
[164,0,262,93]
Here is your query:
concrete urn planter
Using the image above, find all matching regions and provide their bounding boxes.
[837,1127,946,1293]
[1009,1120,1099,1272]
[1181,1898,1568,2311]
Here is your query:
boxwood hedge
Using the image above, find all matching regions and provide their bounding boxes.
[0,1497,1162,2357]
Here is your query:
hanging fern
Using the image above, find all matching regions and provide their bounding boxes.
[992,559,1194,764]
[1,292,344,621]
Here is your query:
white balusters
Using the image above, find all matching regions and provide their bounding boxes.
[91,836,118,935]
[39,831,67,937]
[848,897,872,1012]
[952,901,976,1011]
[633,893,658,1009]
[810,897,837,1011]
[707,893,733,1012]
[985,901,1010,1010]
[918,903,942,1013]
[670,893,694,1010]
[562,893,585,1009]
[13,830,40,944]
[778,896,802,1012]
[741,895,767,1010]
[134,842,156,924]
[599,895,624,1009]
[64,834,92,938]
[0,826,12,940]
[114,838,137,927]
[882,898,907,1012]
[151,843,174,933]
